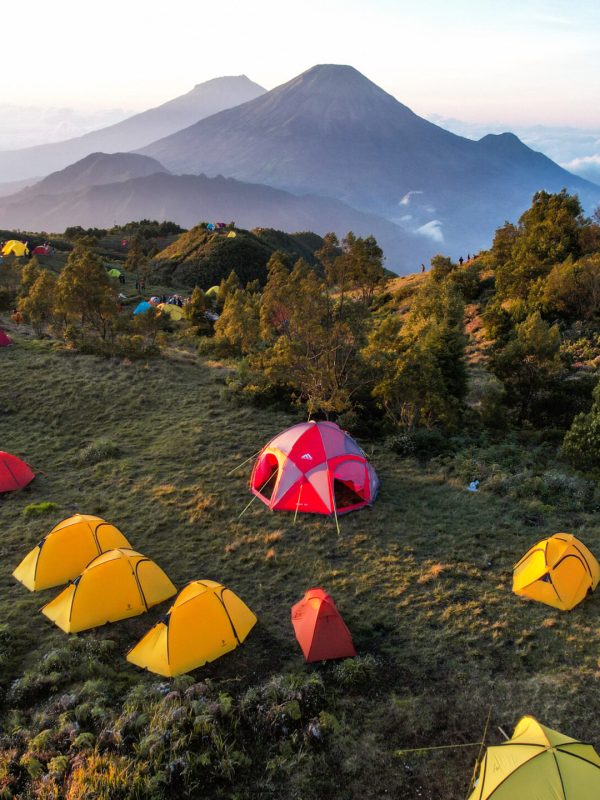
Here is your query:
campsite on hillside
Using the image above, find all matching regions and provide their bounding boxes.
[1,189,600,797]
[2,5,600,794]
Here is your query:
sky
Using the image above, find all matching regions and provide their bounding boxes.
[4,0,600,126]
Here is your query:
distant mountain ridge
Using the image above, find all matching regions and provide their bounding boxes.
[138,64,600,257]
[0,76,266,182]
[0,166,421,266]
[2,64,599,272]
[14,152,169,198]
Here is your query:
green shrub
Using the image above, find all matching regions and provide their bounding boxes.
[331,654,379,691]
[389,428,450,460]
[22,502,59,518]
[561,410,600,470]
[78,438,121,465]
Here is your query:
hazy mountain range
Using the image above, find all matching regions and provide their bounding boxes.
[0,76,265,183]
[0,65,598,272]
[428,115,600,184]
[0,104,132,150]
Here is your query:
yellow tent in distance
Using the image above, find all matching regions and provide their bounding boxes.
[13,514,131,591]
[156,302,184,321]
[127,580,257,677]
[513,533,599,611]
[2,240,29,257]
[468,715,600,799]
[41,548,176,633]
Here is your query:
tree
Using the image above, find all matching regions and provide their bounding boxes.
[561,380,600,469]
[185,287,211,334]
[430,255,455,282]
[494,190,585,303]
[125,233,149,282]
[54,246,118,339]
[489,311,562,421]
[543,254,600,321]
[214,287,260,355]
[341,232,387,305]
[255,259,370,417]
[18,270,56,335]
[366,281,468,430]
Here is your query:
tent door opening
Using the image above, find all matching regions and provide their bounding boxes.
[333,479,365,511]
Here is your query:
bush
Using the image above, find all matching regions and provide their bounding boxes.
[77,439,121,465]
[22,502,59,518]
[389,428,450,460]
[331,654,379,691]
[561,410,600,470]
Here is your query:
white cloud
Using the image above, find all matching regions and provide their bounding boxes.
[564,153,600,169]
[416,220,444,242]
[399,190,423,206]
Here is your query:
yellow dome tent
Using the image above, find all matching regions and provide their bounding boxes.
[1,240,29,257]
[513,533,599,611]
[12,514,131,591]
[127,579,257,676]
[468,715,600,799]
[156,302,184,321]
[41,548,176,633]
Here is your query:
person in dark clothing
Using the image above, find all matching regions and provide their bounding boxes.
[459,256,464,266]
[421,263,426,273]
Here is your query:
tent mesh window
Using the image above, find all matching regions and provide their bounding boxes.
[333,479,365,510]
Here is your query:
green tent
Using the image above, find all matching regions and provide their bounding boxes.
[108,268,121,278]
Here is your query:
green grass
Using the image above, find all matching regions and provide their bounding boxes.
[0,330,599,798]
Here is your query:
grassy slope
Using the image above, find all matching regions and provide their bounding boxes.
[0,325,599,797]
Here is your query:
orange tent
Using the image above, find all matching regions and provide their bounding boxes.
[291,588,356,662]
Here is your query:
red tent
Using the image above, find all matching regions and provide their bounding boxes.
[0,330,13,347]
[291,588,356,662]
[0,452,35,492]
[32,245,50,256]
[250,421,379,516]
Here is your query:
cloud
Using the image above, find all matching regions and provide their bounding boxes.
[399,190,423,206]
[416,220,444,243]
[562,153,600,181]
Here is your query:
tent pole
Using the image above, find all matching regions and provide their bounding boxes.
[333,499,341,537]
[466,706,492,799]
[226,449,262,477]
[294,483,303,525]
[238,475,273,519]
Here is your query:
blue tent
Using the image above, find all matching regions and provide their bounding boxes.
[133,301,152,316]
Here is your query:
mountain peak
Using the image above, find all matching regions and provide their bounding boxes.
[280,63,395,101]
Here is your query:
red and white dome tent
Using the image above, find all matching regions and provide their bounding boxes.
[249,421,379,528]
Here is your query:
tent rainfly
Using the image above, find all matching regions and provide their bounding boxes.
[291,588,356,662]
[468,715,600,799]
[127,580,257,676]
[0,330,13,347]
[157,302,184,321]
[13,514,131,591]
[133,301,152,315]
[250,421,379,516]
[41,548,176,633]
[1,240,28,257]
[513,533,600,611]
[0,452,34,493]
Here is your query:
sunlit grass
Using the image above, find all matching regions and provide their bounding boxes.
[1,328,599,798]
